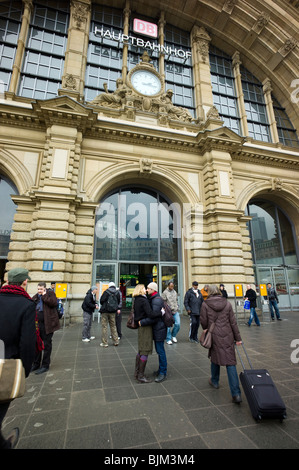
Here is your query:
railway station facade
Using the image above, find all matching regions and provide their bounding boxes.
[0,0,298,318]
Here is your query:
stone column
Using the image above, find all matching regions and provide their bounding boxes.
[191,25,213,121]
[59,0,91,101]
[232,51,249,137]
[158,11,166,81]
[8,0,33,95]
[263,78,280,143]
[121,1,130,83]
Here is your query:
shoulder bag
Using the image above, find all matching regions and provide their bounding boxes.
[200,320,217,349]
[0,359,26,403]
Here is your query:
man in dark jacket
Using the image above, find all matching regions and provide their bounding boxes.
[100,282,121,347]
[140,282,167,383]
[184,281,203,343]
[31,282,59,374]
[81,285,98,342]
[267,283,282,321]
[0,267,36,449]
[244,284,260,327]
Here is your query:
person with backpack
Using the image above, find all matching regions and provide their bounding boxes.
[161,281,180,345]
[100,282,121,347]
[81,285,98,342]
[267,283,282,321]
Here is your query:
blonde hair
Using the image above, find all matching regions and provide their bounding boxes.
[132,284,145,297]
[207,284,221,297]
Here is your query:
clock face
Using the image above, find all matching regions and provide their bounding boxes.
[131,70,162,96]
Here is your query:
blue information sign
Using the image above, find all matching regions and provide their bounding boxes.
[43,261,53,271]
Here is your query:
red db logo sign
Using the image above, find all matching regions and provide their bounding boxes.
[133,18,158,38]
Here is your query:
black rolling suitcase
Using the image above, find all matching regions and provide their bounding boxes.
[236,344,287,422]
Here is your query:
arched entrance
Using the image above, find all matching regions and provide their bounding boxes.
[92,185,183,311]
[0,175,18,284]
[246,198,299,311]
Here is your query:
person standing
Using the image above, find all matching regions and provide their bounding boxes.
[133,284,154,383]
[31,282,60,374]
[267,283,282,321]
[244,284,260,327]
[200,284,209,301]
[184,281,204,343]
[161,281,180,345]
[219,284,228,298]
[81,285,98,342]
[140,282,167,383]
[200,285,243,404]
[0,268,36,449]
[99,282,121,347]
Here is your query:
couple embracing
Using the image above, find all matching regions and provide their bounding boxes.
[132,282,167,384]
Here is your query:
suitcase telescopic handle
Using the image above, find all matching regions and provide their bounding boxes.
[235,342,253,370]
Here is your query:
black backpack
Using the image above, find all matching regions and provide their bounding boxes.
[106,291,119,312]
[162,301,175,327]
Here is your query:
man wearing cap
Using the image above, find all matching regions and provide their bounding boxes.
[99,282,121,347]
[184,281,204,343]
[0,267,36,448]
[31,282,60,374]
[81,285,99,342]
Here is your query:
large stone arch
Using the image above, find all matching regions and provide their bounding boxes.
[236,180,299,243]
[84,161,201,207]
[0,148,35,195]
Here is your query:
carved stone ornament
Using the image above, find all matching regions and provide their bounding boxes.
[271,177,283,191]
[140,158,153,174]
[279,37,297,57]
[71,0,90,29]
[62,74,78,90]
[89,53,197,125]
[223,0,238,14]
[192,26,211,63]
[206,106,221,121]
[253,12,270,34]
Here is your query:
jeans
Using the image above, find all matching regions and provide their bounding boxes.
[82,311,92,339]
[154,341,167,376]
[189,314,200,341]
[269,299,280,319]
[211,362,241,397]
[248,307,260,326]
[166,312,180,341]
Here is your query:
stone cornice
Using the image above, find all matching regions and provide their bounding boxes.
[1,97,298,169]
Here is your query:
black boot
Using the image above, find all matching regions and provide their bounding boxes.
[137,358,151,383]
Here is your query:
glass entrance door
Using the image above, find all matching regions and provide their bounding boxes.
[93,262,118,300]
[255,265,299,311]
[160,263,182,312]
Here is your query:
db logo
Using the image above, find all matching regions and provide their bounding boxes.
[133,18,158,38]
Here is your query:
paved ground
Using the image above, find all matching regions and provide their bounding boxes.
[3,311,299,451]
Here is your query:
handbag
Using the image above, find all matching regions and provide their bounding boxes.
[126,300,138,329]
[0,359,26,403]
[244,299,250,310]
[199,321,216,349]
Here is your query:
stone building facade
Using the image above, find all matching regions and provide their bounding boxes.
[0,0,298,319]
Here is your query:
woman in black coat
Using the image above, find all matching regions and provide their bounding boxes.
[140,282,167,383]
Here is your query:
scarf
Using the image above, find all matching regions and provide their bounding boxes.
[0,284,44,352]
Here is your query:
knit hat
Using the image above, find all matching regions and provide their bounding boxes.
[7,267,31,283]
[147,282,158,291]
[108,282,116,288]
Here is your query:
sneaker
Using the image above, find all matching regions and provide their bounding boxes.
[114,343,119,346]
[82,338,90,342]
[155,374,167,383]
[166,340,172,345]
[172,337,177,343]
[277,318,282,321]
[100,343,108,348]
[90,336,95,340]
